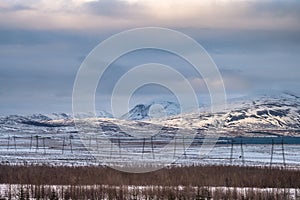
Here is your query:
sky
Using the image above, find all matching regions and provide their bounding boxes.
[0,0,300,114]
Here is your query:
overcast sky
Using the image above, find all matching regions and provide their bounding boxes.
[0,0,300,114]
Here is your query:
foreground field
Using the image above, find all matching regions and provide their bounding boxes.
[0,165,299,199]
[1,184,299,200]
[1,130,300,168]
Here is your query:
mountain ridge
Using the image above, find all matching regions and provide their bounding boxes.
[1,93,300,137]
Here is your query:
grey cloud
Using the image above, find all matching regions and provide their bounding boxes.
[0,0,299,114]
[95,48,202,95]
[0,42,80,113]
[82,0,145,18]
[182,28,300,55]
[0,4,34,12]
[247,1,300,18]
[220,69,252,92]
[0,29,101,46]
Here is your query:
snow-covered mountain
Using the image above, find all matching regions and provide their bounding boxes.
[223,92,300,129]
[159,93,300,136]
[121,100,180,120]
[0,93,300,137]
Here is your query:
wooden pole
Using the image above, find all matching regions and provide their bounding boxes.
[110,139,113,160]
[281,138,286,167]
[182,136,187,159]
[69,136,73,154]
[142,138,145,159]
[89,136,92,149]
[230,141,233,163]
[43,137,46,154]
[13,136,16,151]
[151,136,155,159]
[270,139,274,167]
[96,136,99,153]
[35,135,39,153]
[118,138,121,157]
[30,135,33,151]
[173,136,177,159]
[7,136,10,151]
[240,139,245,165]
[62,137,65,154]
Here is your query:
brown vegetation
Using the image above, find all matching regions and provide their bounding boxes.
[0,165,299,188]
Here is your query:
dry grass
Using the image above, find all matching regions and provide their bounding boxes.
[0,165,299,188]
[0,164,299,199]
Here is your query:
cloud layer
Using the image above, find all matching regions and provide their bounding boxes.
[0,0,299,114]
[1,0,300,31]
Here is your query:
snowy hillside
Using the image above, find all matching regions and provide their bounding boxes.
[158,93,300,137]
[224,93,300,129]
[0,93,299,137]
[121,100,180,120]
[0,93,299,167]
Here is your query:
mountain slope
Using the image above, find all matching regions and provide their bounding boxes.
[160,93,300,136]
[121,100,180,120]
[0,93,299,137]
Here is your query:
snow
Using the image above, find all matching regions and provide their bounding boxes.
[0,93,299,167]
[121,100,180,120]
[0,128,300,168]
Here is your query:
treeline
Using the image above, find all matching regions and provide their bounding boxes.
[0,165,299,188]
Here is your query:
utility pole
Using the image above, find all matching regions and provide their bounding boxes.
[240,139,245,165]
[96,136,99,153]
[62,137,65,154]
[182,136,187,159]
[35,135,39,153]
[30,135,33,150]
[110,138,113,160]
[13,136,17,151]
[42,137,45,154]
[7,136,10,151]
[270,139,274,167]
[69,135,73,154]
[173,136,177,159]
[142,138,145,159]
[281,138,286,167]
[89,136,92,149]
[151,136,155,159]
[118,138,121,157]
[230,140,234,164]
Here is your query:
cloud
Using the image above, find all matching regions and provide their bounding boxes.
[188,68,251,94]
[82,0,145,18]
[188,28,300,55]
[0,0,300,31]
[0,4,34,12]
[0,0,299,114]
[0,28,102,46]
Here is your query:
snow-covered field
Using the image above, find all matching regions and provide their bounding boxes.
[0,130,299,168]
